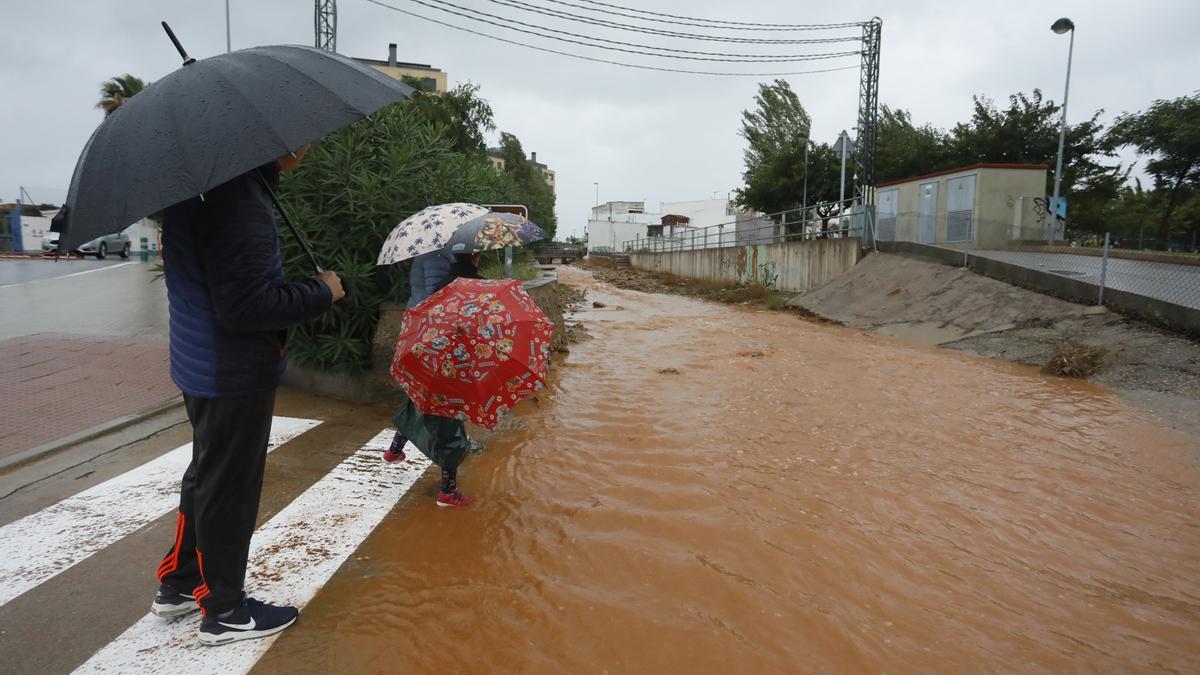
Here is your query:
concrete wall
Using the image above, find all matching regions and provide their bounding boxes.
[630,238,862,293]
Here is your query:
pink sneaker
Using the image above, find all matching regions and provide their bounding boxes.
[436,490,475,507]
[384,434,408,463]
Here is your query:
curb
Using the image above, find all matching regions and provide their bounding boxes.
[0,397,186,473]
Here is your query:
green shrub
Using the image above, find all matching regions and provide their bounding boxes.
[278,104,525,373]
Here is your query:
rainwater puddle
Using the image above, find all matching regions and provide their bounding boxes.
[257,267,1200,674]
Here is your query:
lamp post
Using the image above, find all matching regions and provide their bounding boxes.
[1048,17,1075,243]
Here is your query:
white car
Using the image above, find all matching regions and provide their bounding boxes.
[42,231,132,259]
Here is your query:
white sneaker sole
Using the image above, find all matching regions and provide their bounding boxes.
[197,615,298,646]
[150,600,199,618]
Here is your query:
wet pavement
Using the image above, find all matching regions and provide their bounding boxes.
[974,249,1200,309]
[0,259,172,464]
[0,258,167,340]
[0,257,139,288]
[243,267,1198,674]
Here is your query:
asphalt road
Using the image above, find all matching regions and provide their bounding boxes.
[0,259,168,340]
[0,257,137,287]
[973,249,1200,309]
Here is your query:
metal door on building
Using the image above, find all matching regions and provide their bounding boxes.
[918,181,938,244]
[945,175,976,243]
[877,188,898,241]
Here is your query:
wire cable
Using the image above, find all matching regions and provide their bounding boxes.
[362,0,862,77]
[406,0,861,62]
[483,0,863,45]
[541,0,865,31]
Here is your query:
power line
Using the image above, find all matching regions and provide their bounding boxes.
[483,0,863,45]
[541,0,864,31]
[405,0,860,62]
[362,0,862,77]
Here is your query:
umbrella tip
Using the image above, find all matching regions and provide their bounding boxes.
[161,21,196,65]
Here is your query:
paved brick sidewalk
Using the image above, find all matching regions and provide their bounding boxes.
[0,334,176,462]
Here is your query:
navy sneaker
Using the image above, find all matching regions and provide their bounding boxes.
[150,584,198,618]
[198,597,298,646]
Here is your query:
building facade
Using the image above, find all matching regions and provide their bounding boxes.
[353,43,447,93]
[486,149,556,191]
[875,163,1048,249]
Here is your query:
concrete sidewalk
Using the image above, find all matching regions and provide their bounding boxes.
[0,333,176,467]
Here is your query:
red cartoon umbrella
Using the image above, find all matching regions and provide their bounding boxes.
[390,278,555,429]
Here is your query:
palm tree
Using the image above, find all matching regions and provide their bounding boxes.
[96,74,146,117]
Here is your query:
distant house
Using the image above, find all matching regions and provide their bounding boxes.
[486,148,556,191]
[586,198,752,252]
[352,43,447,93]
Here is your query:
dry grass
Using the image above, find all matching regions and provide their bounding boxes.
[1043,341,1109,377]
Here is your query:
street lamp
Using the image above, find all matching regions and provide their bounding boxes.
[1048,17,1075,243]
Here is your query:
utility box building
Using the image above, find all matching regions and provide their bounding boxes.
[875,163,1048,249]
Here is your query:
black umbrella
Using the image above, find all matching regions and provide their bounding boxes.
[60,23,413,279]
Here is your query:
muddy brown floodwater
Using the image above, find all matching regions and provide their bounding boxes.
[257,267,1200,674]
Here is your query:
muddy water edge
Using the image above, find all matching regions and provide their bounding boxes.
[256,267,1200,674]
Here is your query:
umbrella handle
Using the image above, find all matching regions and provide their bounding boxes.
[255,173,353,302]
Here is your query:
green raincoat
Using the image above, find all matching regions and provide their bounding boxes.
[392,393,470,471]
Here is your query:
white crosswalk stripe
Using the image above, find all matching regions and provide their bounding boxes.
[75,429,428,674]
[0,417,321,608]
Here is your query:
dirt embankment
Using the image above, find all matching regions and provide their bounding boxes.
[581,260,789,309]
[789,252,1200,438]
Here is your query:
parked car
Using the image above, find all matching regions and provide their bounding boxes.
[42,231,132,259]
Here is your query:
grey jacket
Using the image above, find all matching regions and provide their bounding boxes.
[407,249,456,308]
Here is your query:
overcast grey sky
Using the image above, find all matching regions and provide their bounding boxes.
[2,0,1197,238]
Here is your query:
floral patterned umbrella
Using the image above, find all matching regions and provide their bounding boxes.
[444,212,547,254]
[390,278,555,429]
[376,202,488,265]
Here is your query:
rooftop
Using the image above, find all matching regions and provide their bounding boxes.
[876,163,1050,188]
[351,56,441,72]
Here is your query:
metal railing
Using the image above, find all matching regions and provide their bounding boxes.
[621,198,870,254]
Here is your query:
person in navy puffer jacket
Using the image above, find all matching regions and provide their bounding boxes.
[150,145,344,644]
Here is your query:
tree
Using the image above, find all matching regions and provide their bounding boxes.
[875,105,952,182]
[735,79,811,215]
[1107,95,1200,245]
[948,90,1120,230]
[96,74,146,117]
[278,103,523,372]
[497,132,558,239]
[401,78,496,156]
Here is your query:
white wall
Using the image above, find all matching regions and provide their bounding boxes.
[590,201,649,220]
[586,220,649,251]
[19,215,53,251]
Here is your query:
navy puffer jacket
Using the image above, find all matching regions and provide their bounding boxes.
[163,165,332,398]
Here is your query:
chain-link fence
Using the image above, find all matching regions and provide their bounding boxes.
[972,236,1200,311]
[621,198,869,253]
